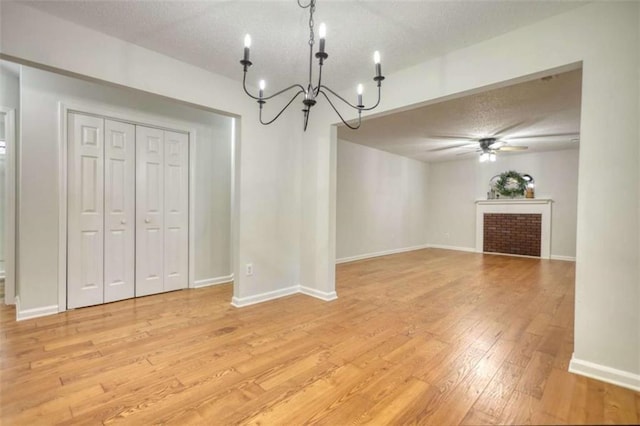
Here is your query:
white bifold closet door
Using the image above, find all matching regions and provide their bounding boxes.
[68,113,136,309]
[68,113,106,309]
[68,114,188,309]
[163,130,189,292]
[104,119,136,303]
[135,126,188,297]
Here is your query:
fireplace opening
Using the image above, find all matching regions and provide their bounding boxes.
[483,213,542,257]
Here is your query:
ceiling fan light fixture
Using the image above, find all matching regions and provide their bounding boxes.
[479,151,496,163]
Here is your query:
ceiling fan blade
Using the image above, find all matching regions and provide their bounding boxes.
[456,150,480,156]
[504,132,579,140]
[426,143,476,152]
[426,135,476,141]
[488,141,506,149]
[492,121,528,138]
[497,146,528,151]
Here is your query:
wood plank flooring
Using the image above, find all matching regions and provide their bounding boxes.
[1,248,639,424]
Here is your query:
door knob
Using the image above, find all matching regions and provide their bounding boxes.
[145,218,151,224]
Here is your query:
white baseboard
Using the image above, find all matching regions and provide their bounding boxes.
[231,285,300,308]
[231,284,338,308]
[193,273,234,288]
[299,285,338,301]
[427,244,476,253]
[481,251,543,260]
[428,244,575,261]
[550,255,576,262]
[569,355,640,392]
[336,244,429,264]
[15,296,59,321]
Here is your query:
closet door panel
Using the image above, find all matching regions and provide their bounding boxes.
[68,113,104,309]
[164,131,189,291]
[104,120,135,303]
[136,126,165,297]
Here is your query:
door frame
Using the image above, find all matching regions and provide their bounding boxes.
[1,107,16,305]
[58,101,197,311]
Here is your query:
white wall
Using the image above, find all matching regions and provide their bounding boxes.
[0,2,305,311]
[0,63,19,113]
[426,158,477,252]
[428,149,579,258]
[18,65,232,309]
[299,105,336,300]
[336,140,429,261]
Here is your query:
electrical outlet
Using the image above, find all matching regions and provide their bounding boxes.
[246,263,253,276]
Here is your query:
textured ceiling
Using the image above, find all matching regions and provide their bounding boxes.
[19,1,585,163]
[338,68,582,163]
[22,1,586,92]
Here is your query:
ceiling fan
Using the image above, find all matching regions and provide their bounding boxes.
[425,128,580,162]
[427,120,579,162]
[475,137,527,162]
[426,136,527,162]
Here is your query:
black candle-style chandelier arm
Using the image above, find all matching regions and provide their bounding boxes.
[320,84,382,112]
[319,85,360,110]
[297,0,313,9]
[261,83,307,101]
[242,71,260,100]
[259,90,305,125]
[318,90,361,130]
[243,71,306,101]
[360,85,382,111]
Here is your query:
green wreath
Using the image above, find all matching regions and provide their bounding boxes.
[495,170,527,197]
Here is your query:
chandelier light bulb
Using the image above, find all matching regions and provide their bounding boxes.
[373,51,382,78]
[319,23,326,39]
[318,23,327,54]
[259,80,266,90]
[357,84,363,95]
[242,34,252,63]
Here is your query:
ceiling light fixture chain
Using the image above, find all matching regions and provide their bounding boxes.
[304,0,315,46]
[240,0,385,131]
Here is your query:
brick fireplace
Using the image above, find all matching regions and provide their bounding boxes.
[475,199,552,259]
[483,213,542,256]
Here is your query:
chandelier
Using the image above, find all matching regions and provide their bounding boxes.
[240,0,385,131]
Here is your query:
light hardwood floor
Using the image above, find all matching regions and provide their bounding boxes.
[1,248,639,424]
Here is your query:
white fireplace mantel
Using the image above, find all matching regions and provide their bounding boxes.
[475,199,553,259]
